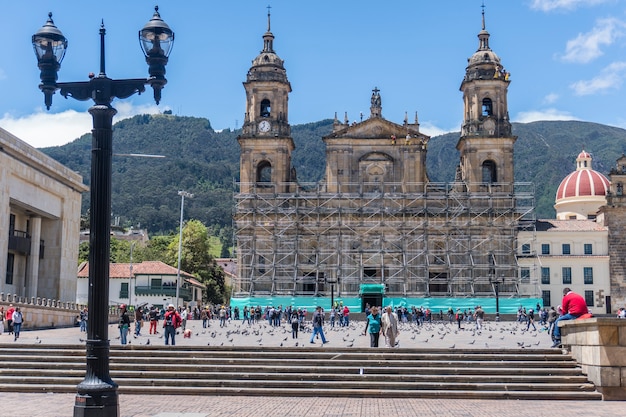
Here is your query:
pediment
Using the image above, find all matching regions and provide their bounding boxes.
[324,117,427,142]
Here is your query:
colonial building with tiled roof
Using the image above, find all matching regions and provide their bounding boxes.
[77,261,205,309]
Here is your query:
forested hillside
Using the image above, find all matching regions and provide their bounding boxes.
[41,115,626,235]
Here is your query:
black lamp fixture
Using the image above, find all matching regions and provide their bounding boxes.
[32,7,174,417]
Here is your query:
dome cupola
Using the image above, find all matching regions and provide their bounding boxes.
[555,150,610,220]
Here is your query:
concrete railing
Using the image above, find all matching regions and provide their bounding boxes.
[0,292,116,330]
[561,317,626,400]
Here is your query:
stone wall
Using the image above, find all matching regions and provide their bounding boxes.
[561,317,626,400]
[0,293,116,329]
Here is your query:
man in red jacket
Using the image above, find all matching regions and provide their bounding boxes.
[552,287,589,347]
[163,304,182,346]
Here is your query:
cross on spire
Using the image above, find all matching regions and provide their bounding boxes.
[267,5,272,31]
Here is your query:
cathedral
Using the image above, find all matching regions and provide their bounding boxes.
[231,9,546,313]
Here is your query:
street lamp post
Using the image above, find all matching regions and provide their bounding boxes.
[129,242,136,309]
[490,275,504,318]
[175,191,193,308]
[32,8,174,417]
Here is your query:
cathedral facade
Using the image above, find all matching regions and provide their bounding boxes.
[232,10,539,313]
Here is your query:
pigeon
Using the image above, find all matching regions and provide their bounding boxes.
[146,339,150,345]
[468,340,475,345]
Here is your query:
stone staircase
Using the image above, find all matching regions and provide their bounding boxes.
[0,344,602,400]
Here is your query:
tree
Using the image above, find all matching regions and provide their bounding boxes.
[167,219,226,303]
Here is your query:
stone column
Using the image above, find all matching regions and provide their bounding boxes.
[26,216,42,299]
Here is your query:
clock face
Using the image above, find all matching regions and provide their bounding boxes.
[259,120,271,132]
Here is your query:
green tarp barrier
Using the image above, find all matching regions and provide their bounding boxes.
[229,295,543,314]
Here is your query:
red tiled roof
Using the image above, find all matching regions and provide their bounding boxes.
[77,261,195,279]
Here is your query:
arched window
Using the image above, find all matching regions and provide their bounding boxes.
[260,99,271,117]
[257,161,272,183]
[482,160,497,183]
[482,98,493,116]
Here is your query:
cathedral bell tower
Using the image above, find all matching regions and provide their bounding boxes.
[238,9,295,194]
[457,7,516,192]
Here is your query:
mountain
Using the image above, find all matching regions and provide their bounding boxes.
[40,115,626,234]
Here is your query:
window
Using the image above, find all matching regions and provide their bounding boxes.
[5,253,14,285]
[482,98,493,116]
[520,267,530,283]
[521,244,530,255]
[541,244,550,255]
[260,99,271,117]
[542,290,551,308]
[584,267,593,284]
[562,244,571,255]
[9,213,15,234]
[584,244,593,255]
[150,278,162,289]
[584,290,594,307]
[482,160,497,183]
[541,267,550,284]
[256,161,272,183]
[562,267,571,284]
[119,282,129,299]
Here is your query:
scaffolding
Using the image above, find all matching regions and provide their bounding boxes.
[233,180,535,300]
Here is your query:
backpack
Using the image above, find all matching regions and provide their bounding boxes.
[165,312,174,326]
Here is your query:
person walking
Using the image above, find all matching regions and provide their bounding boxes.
[552,287,590,347]
[134,306,143,336]
[455,308,464,330]
[11,307,23,341]
[547,306,558,334]
[0,306,4,335]
[363,306,382,347]
[474,305,485,330]
[219,305,227,328]
[526,308,537,331]
[79,308,88,332]
[180,307,188,331]
[5,304,15,335]
[148,306,159,334]
[309,306,328,344]
[291,311,299,339]
[381,306,399,348]
[163,304,182,346]
[118,304,131,345]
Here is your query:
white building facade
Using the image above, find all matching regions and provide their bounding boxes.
[1,127,87,302]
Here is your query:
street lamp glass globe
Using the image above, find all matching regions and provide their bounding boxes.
[32,13,67,65]
[139,6,174,58]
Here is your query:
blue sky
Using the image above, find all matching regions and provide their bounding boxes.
[3,0,626,148]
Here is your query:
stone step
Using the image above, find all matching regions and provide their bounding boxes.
[0,344,602,400]
[0,368,592,384]
[0,384,603,400]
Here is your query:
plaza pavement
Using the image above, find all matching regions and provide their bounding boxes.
[2,317,625,416]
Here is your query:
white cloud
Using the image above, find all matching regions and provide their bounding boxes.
[0,103,163,148]
[419,121,457,137]
[560,18,626,64]
[513,109,577,123]
[569,61,626,95]
[542,93,559,104]
[530,0,612,12]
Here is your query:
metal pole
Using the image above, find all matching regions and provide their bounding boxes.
[75,104,118,416]
[175,191,192,308]
[129,242,136,309]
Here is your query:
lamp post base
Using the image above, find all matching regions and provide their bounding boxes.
[74,390,119,417]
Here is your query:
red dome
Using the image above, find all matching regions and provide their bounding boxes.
[556,169,609,200]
